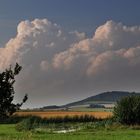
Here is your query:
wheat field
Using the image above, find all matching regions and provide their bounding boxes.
[15,111,112,119]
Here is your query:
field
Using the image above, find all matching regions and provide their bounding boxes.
[0,124,140,140]
[69,107,113,112]
[15,111,112,119]
[1,110,139,140]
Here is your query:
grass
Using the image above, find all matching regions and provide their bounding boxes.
[0,110,139,140]
[0,124,140,140]
[69,107,113,112]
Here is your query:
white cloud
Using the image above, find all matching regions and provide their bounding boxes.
[53,20,140,76]
[1,19,140,107]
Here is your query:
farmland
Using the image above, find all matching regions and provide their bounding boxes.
[0,110,140,140]
[15,111,112,119]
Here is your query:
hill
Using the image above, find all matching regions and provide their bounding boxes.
[41,91,140,110]
[62,91,140,108]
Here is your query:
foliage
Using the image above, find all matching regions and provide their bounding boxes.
[15,115,101,131]
[89,104,105,108]
[16,116,41,131]
[114,95,140,125]
[0,63,28,120]
[0,115,29,124]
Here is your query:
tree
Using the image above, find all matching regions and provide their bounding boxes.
[0,63,28,119]
[114,95,140,125]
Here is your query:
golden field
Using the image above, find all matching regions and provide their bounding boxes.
[15,111,112,119]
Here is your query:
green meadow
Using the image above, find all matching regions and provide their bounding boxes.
[0,124,140,140]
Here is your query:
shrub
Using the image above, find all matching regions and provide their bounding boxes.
[0,115,28,124]
[15,116,42,131]
[15,114,100,131]
[114,95,140,125]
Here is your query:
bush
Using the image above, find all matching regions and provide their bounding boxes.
[114,95,140,125]
[15,116,42,131]
[0,115,29,124]
[15,115,100,131]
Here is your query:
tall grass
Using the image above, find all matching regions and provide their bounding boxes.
[15,115,105,131]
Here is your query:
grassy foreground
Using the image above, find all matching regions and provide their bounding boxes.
[0,124,140,140]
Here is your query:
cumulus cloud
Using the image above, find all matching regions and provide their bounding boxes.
[1,19,140,107]
[53,20,140,76]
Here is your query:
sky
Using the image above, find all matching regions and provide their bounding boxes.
[0,0,140,108]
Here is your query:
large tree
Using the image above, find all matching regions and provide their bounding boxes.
[0,63,28,119]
